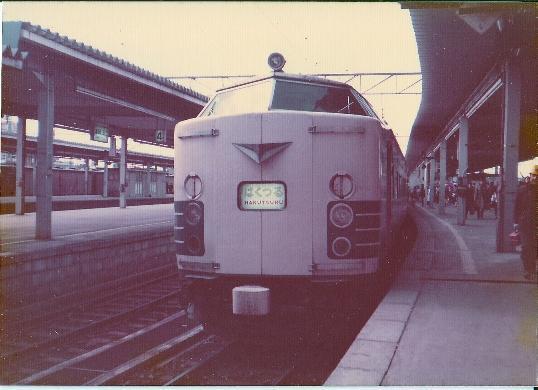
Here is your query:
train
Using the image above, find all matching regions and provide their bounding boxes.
[174,54,407,318]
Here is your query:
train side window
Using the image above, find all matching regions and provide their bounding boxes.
[271,80,368,116]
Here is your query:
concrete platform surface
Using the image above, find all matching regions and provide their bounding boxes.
[0,203,173,245]
[326,204,536,386]
[0,195,173,215]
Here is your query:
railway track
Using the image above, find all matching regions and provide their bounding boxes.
[1,217,416,386]
[1,264,178,343]
[1,275,401,385]
[0,272,188,384]
[1,293,367,386]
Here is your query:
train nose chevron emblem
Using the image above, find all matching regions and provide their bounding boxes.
[233,142,292,164]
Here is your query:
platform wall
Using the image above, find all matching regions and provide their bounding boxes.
[0,224,176,324]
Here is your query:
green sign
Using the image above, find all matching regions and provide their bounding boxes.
[93,125,109,143]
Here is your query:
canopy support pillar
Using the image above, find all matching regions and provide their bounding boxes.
[35,72,55,239]
[15,117,26,215]
[457,117,469,226]
[497,56,521,252]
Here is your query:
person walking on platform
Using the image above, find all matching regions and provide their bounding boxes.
[490,189,498,218]
[488,182,498,218]
[426,186,433,208]
[514,170,536,281]
[419,184,425,207]
[474,182,486,219]
[465,183,475,218]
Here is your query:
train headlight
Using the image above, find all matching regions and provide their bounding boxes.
[329,203,354,228]
[332,237,352,257]
[186,234,203,255]
[268,52,286,72]
[185,202,203,226]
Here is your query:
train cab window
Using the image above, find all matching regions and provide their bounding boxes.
[199,80,273,117]
[271,80,368,116]
[353,91,382,121]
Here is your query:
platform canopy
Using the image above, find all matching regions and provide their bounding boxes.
[403,3,536,171]
[1,21,208,147]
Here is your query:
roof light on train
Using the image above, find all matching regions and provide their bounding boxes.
[268,52,286,72]
[329,203,354,229]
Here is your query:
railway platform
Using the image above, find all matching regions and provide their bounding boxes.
[0,194,173,215]
[326,204,536,386]
[0,204,175,323]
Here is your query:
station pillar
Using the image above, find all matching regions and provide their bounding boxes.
[429,158,436,206]
[422,163,428,186]
[103,161,108,198]
[119,136,127,208]
[457,117,469,225]
[438,141,447,215]
[35,72,55,239]
[32,156,37,196]
[497,56,521,252]
[145,164,151,197]
[15,117,26,215]
[84,158,89,195]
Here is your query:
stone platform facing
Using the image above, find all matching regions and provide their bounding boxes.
[0,204,176,323]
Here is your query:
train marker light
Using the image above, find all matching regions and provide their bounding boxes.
[184,173,203,200]
[185,202,203,226]
[186,234,203,255]
[332,237,352,257]
[268,52,286,72]
[330,172,354,199]
[329,203,354,229]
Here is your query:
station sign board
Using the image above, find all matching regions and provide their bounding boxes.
[155,129,167,144]
[92,124,109,143]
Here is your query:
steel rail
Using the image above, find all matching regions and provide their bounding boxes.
[4,280,185,384]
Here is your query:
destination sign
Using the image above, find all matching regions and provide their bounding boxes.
[239,182,286,210]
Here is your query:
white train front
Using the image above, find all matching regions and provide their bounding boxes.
[174,55,407,314]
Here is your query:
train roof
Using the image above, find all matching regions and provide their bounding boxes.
[216,71,352,93]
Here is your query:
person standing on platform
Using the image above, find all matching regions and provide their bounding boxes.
[514,169,536,281]
[426,186,433,208]
[419,184,425,207]
[490,188,498,218]
[465,182,475,218]
[475,181,486,219]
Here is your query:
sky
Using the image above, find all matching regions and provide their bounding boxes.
[2,1,421,156]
